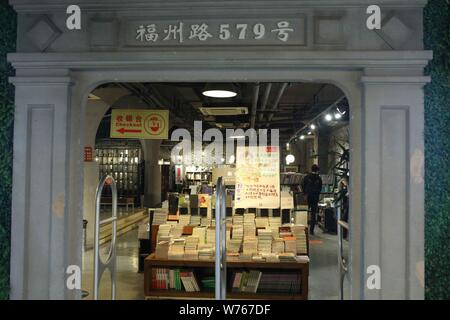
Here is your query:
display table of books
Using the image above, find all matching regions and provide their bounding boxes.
[144,209,310,299]
[144,254,309,300]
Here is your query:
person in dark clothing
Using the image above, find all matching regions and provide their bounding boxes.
[301,164,323,235]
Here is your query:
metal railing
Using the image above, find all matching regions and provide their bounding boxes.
[215,177,227,300]
[93,175,118,300]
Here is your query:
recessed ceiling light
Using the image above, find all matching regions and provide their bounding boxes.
[325,114,333,121]
[300,135,305,140]
[310,124,316,130]
[202,90,237,98]
[202,83,237,98]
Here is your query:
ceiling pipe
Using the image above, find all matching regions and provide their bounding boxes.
[266,83,289,124]
[288,95,346,142]
[250,83,260,129]
[258,83,272,122]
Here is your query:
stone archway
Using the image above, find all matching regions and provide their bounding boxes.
[7,0,431,300]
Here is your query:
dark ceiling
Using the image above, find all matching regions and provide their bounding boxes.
[95,82,349,144]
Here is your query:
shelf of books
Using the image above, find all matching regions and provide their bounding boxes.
[145,254,308,300]
[144,208,310,300]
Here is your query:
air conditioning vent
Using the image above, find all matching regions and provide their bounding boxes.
[199,107,248,116]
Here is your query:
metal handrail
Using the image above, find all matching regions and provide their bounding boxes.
[215,177,227,300]
[94,175,118,300]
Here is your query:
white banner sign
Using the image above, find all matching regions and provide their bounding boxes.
[235,146,280,208]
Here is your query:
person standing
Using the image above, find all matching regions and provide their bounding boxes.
[302,164,323,235]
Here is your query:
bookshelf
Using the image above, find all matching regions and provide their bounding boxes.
[144,254,309,300]
[95,140,144,202]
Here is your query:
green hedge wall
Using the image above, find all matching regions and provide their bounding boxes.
[0,0,16,300]
[424,0,450,300]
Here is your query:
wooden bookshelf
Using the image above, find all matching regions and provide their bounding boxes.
[144,254,309,300]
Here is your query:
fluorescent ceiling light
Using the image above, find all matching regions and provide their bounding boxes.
[202,83,237,98]
[202,90,237,98]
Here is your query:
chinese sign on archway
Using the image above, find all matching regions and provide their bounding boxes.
[126,18,306,46]
[110,109,169,139]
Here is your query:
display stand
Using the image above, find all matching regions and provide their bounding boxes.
[144,254,308,300]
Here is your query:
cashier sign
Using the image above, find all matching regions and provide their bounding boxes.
[110,109,169,139]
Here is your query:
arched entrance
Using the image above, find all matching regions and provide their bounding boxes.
[7,0,431,300]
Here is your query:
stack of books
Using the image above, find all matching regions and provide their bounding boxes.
[244,213,256,237]
[283,236,297,254]
[198,244,214,260]
[255,217,269,229]
[291,225,308,255]
[190,215,201,226]
[268,217,281,237]
[278,252,297,262]
[261,252,279,262]
[184,236,199,251]
[243,236,258,256]
[231,224,243,239]
[171,224,184,238]
[279,226,293,238]
[257,229,273,254]
[192,227,206,244]
[152,210,168,225]
[206,227,215,244]
[232,215,244,225]
[156,224,172,242]
[178,214,191,226]
[200,217,211,227]
[227,239,242,254]
[271,237,285,253]
[168,238,185,260]
[155,240,170,259]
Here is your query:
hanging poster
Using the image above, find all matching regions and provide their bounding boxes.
[110,109,169,139]
[235,146,280,208]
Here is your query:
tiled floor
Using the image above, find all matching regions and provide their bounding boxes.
[308,229,350,300]
[82,228,145,300]
[82,227,349,300]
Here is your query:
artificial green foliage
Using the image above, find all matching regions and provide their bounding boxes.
[0,0,16,300]
[423,0,450,300]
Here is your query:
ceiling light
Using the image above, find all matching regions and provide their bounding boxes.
[334,113,342,120]
[308,131,312,135]
[202,83,237,98]
[310,124,316,130]
[300,135,305,140]
[325,114,333,122]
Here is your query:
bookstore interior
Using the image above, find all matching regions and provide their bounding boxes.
[82,82,350,300]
